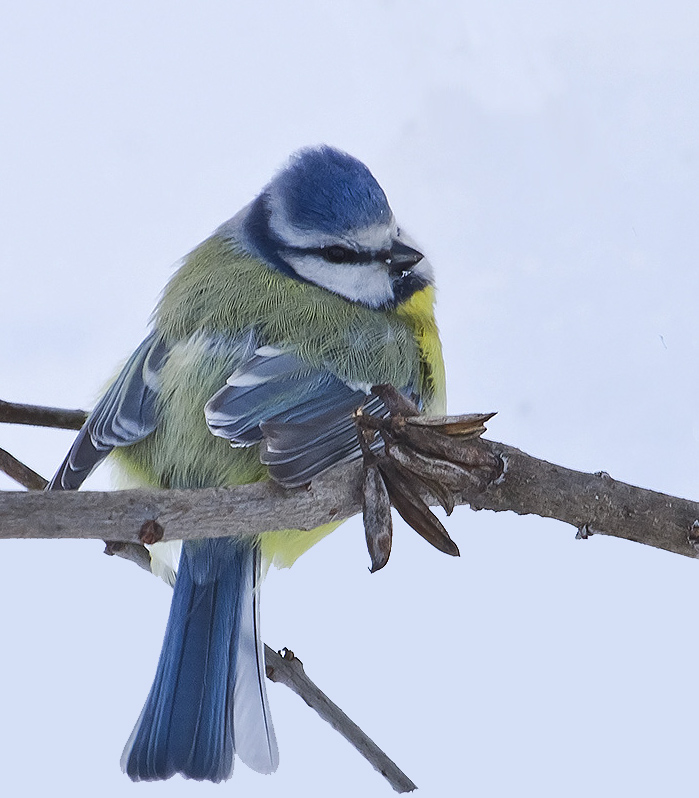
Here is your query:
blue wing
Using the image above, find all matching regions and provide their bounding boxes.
[48,332,168,490]
[204,346,388,488]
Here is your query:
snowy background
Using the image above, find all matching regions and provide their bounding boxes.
[2,2,699,796]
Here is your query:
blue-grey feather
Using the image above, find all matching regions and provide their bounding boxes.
[122,537,277,782]
[89,333,167,445]
[260,395,386,487]
[205,350,342,444]
[48,332,167,490]
[264,384,373,426]
[205,349,385,485]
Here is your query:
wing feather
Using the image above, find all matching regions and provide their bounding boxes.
[205,348,390,487]
[48,332,168,490]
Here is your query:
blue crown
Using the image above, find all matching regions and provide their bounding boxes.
[273,146,392,234]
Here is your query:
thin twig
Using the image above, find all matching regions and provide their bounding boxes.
[0,399,87,429]
[265,647,417,792]
[102,540,155,573]
[0,447,48,490]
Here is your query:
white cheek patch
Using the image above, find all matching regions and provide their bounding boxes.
[285,254,394,308]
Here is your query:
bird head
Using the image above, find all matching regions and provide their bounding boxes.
[242,146,433,309]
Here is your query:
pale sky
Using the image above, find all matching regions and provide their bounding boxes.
[2,2,699,796]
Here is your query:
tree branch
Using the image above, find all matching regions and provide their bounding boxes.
[2,440,698,560]
[0,464,362,541]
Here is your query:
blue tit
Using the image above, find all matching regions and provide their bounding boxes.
[48,145,446,782]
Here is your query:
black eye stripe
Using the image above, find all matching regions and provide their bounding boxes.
[286,246,391,265]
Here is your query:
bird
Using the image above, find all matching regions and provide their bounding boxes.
[48,145,446,782]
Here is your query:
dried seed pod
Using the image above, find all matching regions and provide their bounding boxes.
[378,458,460,557]
[362,462,393,572]
[394,422,503,474]
[414,471,455,516]
[386,442,491,493]
[385,448,456,515]
[405,411,496,438]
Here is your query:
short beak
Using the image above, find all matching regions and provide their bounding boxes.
[387,240,424,272]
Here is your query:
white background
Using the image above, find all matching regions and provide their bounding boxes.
[2,2,699,796]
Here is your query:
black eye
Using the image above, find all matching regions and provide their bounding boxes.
[322,246,353,264]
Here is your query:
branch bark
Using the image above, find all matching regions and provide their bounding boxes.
[0,399,87,429]
[2,441,698,560]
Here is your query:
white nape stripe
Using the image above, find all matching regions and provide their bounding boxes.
[267,188,398,251]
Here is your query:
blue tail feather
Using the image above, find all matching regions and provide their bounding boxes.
[121,537,278,782]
